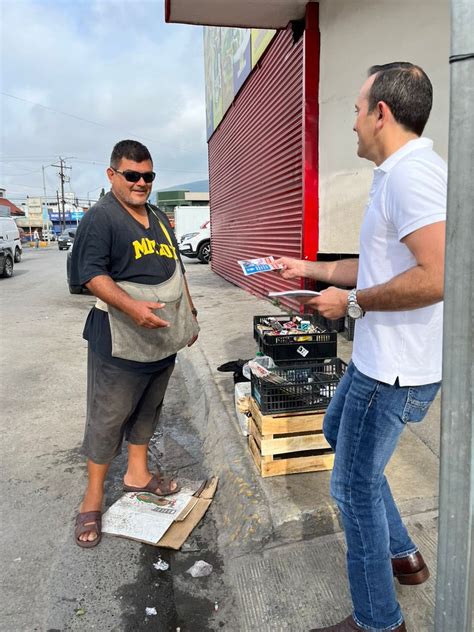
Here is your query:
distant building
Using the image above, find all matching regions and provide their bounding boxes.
[0,188,25,217]
[45,197,85,232]
[14,195,85,235]
[156,189,210,217]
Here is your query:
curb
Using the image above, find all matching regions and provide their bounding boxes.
[179,341,274,556]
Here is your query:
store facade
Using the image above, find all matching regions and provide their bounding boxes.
[167,0,450,306]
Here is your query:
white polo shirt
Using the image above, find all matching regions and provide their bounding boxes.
[352,138,447,386]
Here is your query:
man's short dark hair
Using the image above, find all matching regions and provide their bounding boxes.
[110,140,152,168]
[367,62,433,136]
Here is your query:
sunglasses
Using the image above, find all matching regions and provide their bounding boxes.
[112,168,156,183]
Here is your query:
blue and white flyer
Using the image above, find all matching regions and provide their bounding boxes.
[238,256,283,276]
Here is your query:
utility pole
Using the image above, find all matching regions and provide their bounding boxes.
[41,166,49,240]
[41,166,47,199]
[51,157,72,231]
[56,191,61,231]
[434,1,473,630]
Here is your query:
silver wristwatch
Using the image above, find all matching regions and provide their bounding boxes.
[347,289,364,319]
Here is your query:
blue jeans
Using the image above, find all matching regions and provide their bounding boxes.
[323,362,440,631]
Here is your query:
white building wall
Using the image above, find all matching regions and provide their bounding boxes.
[26,197,43,222]
[184,191,210,202]
[318,0,450,253]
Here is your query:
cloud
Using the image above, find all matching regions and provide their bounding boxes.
[0,0,208,202]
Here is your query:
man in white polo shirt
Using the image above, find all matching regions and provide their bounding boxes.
[277,62,446,632]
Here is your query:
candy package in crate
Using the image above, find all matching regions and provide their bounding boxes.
[253,314,337,364]
[251,358,347,414]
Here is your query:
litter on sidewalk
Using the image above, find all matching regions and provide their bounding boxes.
[217,358,250,384]
[153,557,169,571]
[102,477,218,549]
[234,381,252,436]
[186,560,213,577]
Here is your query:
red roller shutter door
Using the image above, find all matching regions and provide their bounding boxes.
[208,25,306,306]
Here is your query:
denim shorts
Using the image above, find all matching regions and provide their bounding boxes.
[82,348,175,464]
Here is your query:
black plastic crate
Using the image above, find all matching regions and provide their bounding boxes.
[251,358,347,414]
[254,315,337,364]
[344,315,355,341]
[314,312,345,333]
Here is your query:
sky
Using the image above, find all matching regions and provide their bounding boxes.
[0,0,208,205]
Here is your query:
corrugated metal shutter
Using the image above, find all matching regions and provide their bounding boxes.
[208,26,304,309]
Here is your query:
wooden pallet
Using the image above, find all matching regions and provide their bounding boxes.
[248,397,334,478]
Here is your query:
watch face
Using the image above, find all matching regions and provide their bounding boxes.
[348,304,362,319]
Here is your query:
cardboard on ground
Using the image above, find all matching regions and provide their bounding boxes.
[102,477,218,549]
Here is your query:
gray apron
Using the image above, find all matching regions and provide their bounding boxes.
[96,266,199,362]
[95,209,199,362]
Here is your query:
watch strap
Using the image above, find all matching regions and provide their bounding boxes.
[347,289,364,318]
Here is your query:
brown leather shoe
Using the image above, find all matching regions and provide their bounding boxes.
[392,551,430,585]
[309,615,407,631]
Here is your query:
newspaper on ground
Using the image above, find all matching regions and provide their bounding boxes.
[238,256,283,276]
[102,478,213,546]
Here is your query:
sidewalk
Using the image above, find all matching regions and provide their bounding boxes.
[181,260,441,631]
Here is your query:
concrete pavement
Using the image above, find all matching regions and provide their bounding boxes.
[0,248,442,631]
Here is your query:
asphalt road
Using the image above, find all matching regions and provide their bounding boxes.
[0,247,227,632]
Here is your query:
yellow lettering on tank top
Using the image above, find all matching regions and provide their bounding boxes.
[132,237,177,261]
[158,243,173,258]
[168,244,178,260]
[145,238,156,254]
[132,238,150,260]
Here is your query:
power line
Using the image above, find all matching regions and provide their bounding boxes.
[1,93,208,155]
[1,91,125,130]
[1,155,208,175]
[1,91,164,145]
[1,183,46,190]
[69,158,208,175]
[2,167,44,177]
[0,156,58,161]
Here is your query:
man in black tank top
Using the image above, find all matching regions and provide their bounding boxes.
[70,140,199,548]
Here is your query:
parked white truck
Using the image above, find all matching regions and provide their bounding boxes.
[173,206,210,243]
[0,216,22,262]
[179,220,211,264]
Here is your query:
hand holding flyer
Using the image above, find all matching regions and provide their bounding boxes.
[238,256,284,276]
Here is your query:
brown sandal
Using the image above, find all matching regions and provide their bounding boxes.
[75,511,102,548]
[123,473,181,497]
